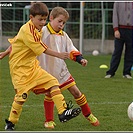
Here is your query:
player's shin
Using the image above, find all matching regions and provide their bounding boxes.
[8,101,23,124]
[50,88,66,114]
[75,94,91,117]
[44,96,54,122]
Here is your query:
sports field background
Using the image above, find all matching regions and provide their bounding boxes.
[0,54,133,131]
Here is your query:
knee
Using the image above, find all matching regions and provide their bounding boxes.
[45,91,51,97]
[14,92,28,103]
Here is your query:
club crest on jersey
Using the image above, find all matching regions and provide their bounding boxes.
[22,93,27,99]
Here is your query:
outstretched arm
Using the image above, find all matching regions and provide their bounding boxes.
[0,45,11,59]
[43,47,69,60]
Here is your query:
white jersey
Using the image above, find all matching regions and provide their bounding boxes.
[38,24,78,84]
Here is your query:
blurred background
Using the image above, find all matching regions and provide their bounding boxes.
[0,2,115,54]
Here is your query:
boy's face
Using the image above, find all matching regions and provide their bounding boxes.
[50,14,68,32]
[30,15,48,31]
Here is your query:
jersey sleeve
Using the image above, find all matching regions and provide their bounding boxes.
[64,32,78,52]
[64,32,84,64]
[22,27,48,56]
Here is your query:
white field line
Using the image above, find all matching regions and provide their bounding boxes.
[0,101,131,108]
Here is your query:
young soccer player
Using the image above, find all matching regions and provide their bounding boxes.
[1,5,100,130]
[38,6,100,129]
[2,3,81,131]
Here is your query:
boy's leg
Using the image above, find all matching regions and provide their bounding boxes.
[5,101,23,131]
[44,95,54,122]
[75,94,99,126]
[44,95,55,129]
[8,101,23,124]
[43,76,76,128]
[5,91,28,131]
[50,87,66,114]
[33,75,81,123]
[49,86,81,122]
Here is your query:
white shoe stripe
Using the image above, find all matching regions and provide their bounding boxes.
[65,109,72,116]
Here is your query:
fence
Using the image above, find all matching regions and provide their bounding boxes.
[0,2,114,54]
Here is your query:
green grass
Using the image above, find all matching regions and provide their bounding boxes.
[0,54,133,131]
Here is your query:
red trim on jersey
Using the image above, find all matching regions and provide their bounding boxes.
[29,23,48,50]
[29,24,40,42]
[40,41,48,49]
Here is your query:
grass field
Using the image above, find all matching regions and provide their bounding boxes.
[0,54,133,131]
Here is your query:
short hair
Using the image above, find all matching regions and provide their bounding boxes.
[30,2,49,17]
[50,7,69,20]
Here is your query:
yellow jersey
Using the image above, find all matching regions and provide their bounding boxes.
[8,20,59,91]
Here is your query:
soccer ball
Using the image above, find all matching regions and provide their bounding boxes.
[127,102,133,121]
[92,50,99,56]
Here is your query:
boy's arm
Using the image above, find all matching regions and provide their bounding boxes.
[43,47,69,60]
[70,50,88,66]
[0,45,11,59]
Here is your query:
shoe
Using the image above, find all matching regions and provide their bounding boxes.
[123,75,132,79]
[44,121,56,129]
[5,119,15,131]
[87,114,100,126]
[58,108,81,122]
[104,74,113,78]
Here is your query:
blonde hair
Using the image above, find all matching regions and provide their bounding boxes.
[50,7,69,20]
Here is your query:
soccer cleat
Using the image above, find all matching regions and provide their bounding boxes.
[5,119,15,131]
[44,121,56,129]
[86,114,100,126]
[123,75,132,79]
[58,107,81,122]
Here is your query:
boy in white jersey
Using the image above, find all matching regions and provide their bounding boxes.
[38,6,100,129]
[0,3,81,131]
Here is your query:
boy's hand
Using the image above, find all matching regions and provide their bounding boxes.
[0,45,11,60]
[80,59,88,66]
[0,52,8,60]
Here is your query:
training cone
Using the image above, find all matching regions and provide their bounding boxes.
[99,64,108,69]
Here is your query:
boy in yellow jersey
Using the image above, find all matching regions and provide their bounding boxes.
[2,3,81,131]
[38,7,100,129]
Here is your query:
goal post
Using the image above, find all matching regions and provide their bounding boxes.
[79,2,106,54]
[79,1,84,54]
[101,2,105,54]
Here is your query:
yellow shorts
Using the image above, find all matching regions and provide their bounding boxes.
[13,68,59,102]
